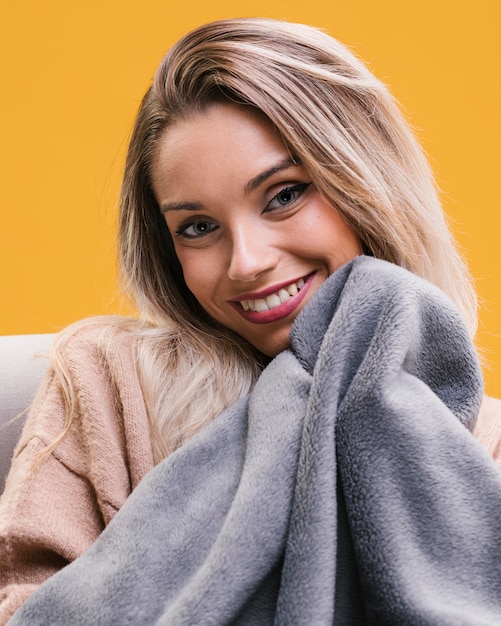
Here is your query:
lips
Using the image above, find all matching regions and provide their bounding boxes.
[239,278,305,312]
[229,273,314,324]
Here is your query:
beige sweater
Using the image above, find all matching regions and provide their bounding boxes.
[0,323,154,624]
[1,322,500,624]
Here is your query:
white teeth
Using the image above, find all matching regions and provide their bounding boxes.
[278,288,290,303]
[254,299,269,312]
[240,277,307,313]
[266,294,282,308]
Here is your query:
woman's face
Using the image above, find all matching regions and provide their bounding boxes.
[152,103,361,356]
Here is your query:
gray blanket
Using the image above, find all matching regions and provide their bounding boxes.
[9,257,501,625]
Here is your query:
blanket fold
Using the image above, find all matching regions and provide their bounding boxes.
[9,257,501,625]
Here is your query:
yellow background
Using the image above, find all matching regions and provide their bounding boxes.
[1,1,500,395]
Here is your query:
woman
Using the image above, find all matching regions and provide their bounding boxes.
[1,18,500,624]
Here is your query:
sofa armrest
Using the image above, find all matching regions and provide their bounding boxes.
[0,334,56,491]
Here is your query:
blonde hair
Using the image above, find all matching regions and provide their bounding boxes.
[52,18,477,463]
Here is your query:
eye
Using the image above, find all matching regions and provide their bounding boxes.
[175,219,218,239]
[265,183,311,212]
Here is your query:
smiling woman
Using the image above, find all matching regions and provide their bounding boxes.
[1,17,501,625]
[152,102,361,355]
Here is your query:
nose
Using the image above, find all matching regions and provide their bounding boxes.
[227,223,278,282]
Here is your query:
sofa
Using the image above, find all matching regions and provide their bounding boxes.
[0,334,56,491]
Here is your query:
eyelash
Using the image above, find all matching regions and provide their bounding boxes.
[175,182,311,239]
[264,182,311,212]
[175,220,217,239]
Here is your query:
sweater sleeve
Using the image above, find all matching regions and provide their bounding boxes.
[0,322,155,625]
[474,395,501,469]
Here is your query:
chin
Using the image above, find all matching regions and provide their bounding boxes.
[254,333,292,358]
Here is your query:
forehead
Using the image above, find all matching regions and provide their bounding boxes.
[151,103,290,196]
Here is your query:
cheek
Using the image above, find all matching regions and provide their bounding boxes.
[290,207,361,260]
[173,247,219,305]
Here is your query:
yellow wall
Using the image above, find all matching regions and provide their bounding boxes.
[1,1,500,395]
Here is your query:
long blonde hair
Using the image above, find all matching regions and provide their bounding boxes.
[53,18,477,462]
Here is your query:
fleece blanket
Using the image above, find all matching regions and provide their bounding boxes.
[8,257,501,625]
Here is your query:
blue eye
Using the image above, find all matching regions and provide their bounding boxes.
[176,220,218,239]
[266,183,311,212]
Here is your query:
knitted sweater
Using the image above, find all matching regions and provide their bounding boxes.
[0,323,154,624]
[475,395,501,463]
[0,318,500,625]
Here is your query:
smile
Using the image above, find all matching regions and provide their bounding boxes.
[229,273,314,325]
[239,278,306,312]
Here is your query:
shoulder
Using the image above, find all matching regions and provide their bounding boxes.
[33,316,154,476]
[477,395,501,425]
[45,316,147,404]
[474,395,501,468]
[50,315,145,372]
[23,316,143,426]
[54,316,137,355]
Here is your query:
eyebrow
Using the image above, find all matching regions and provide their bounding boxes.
[161,201,203,213]
[244,158,299,195]
[160,157,299,213]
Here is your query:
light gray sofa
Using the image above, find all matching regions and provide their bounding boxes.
[0,334,56,491]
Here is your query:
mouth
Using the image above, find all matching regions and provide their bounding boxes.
[229,273,314,324]
[239,277,306,312]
